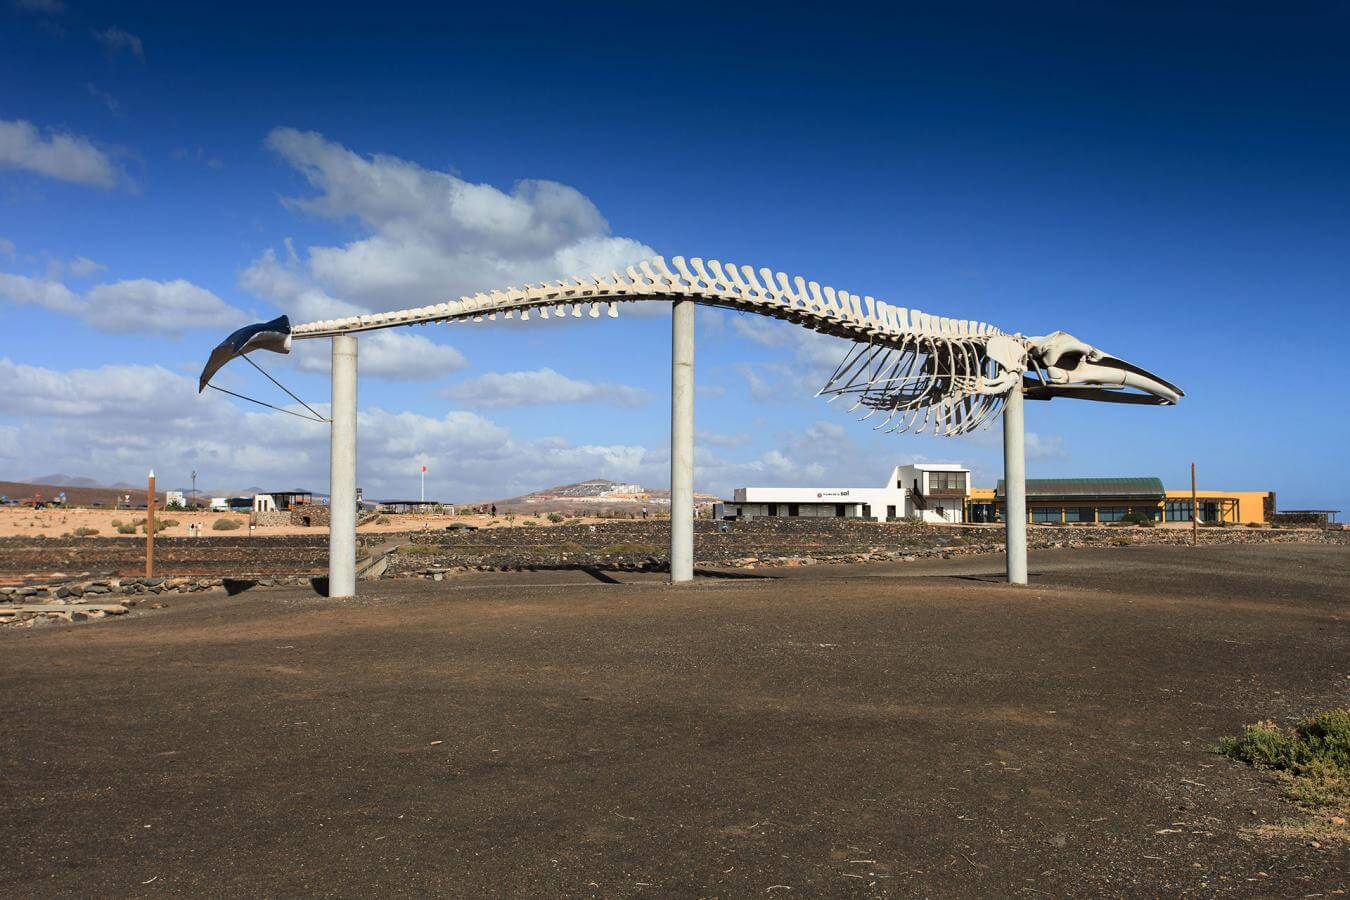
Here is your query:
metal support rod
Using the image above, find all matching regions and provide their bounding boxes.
[329,335,358,598]
[1003,381,1028,585]
[1191,461,1198,546]
[146,469,155,578]
[669,299,695,583]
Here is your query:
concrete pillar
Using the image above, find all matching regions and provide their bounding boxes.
[329,334,358,598]
[669,299,695,583]
[1003,380,1028,585]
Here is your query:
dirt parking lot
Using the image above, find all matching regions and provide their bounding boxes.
[2,544,1346,896]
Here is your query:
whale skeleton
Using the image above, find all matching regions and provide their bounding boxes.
[199,253,1182,593]
[202,255,1182,436]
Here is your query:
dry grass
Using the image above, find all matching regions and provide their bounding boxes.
[1218,710,1350,843]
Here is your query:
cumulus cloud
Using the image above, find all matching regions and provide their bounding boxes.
[0,271,245,335]
[0,357,669,501]
[0,118,121,189]
[92,26,143,60]
[242,245,469,380]
[444,367,651,409]
[291,329,468,381]
[67,255,107,278]
[696,429,752,447]
[258,127,655,310]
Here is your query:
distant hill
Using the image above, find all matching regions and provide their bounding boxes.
[482,478,719,514]
[1,480,165,507]
[29,473,103,488]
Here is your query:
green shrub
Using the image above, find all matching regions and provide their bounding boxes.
[546,512,565,524]
[72,526,100,537]
[1218,710,1350,778]
[1120,512,1155,527]
[116,523,137,534]
[212,518,242,531]
[110,518,123,527]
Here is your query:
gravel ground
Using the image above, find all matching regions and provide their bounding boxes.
[1,543,1346,897]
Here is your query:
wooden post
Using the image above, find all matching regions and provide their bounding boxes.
[1190,462,1197,547]
[146,468,156,577]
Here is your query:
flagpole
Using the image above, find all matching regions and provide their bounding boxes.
[420,464,425,503]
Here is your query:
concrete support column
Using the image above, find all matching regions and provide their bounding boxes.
[669,299,695,583]
[329,334,358,598]
[1003,380,1028,585]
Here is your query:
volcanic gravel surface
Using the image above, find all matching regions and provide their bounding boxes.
[1,544,1346,896]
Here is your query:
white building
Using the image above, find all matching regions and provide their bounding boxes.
[164,490,186,508]
[716,462,971,523]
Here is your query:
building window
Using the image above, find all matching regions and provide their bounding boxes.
[1165,501,1192,522]
[1098,507,1127,523]
[768,503,779,517]
[1032,507,1060,523]
[928,471,967,491]
[886,504,896,519]
[1064,507,1094,523]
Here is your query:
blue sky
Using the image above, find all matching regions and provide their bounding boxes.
[2,1,1346,508]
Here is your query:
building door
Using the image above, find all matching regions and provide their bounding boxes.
[862,503,871,519]
[788,503,799,517]
[886,504,896,520]
[835,503,845,517]
[768,503,778,517]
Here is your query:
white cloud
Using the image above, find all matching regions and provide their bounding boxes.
[92,26,143,60]
[0,271,245,335]
[0,118,121,189]
[0,357,668,501]
[291,329,468,381]
[259,127,655,310]
[444,367,651,409]
[0,358,194,418]
[86,83,122,117]
[0,237,14,259]
[696,429,751,447]
[67,255,106,278]
[242,246,469,381]
[1025,432,1067,460]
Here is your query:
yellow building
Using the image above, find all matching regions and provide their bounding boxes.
[967,477,1272,525]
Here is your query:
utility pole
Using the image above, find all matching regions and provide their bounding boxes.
[1190,462,1198,547]
[191,469,197,509]
[146,468,156,577]
[421,464,426,503]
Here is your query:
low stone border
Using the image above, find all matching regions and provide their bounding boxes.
[1,573,320,605]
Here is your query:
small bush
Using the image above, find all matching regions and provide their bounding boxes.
[72,526,100,537]
[1120,512,1155,527]
[1218,710,1350,778]
[564,518,582,526]
[546,512,565,524]
[212,518,242,531]
[110,518,123,527]
[116,523,138,534]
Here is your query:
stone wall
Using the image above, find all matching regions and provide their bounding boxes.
[0,534,334,580]
[387,518,1350,577]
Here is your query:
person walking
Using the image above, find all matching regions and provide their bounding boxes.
[490,504,497,517]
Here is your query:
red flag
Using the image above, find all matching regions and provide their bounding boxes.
[421,465,427,473]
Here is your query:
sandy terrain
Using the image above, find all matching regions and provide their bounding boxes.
[1,544,1346,895]
[0,506,627,539]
